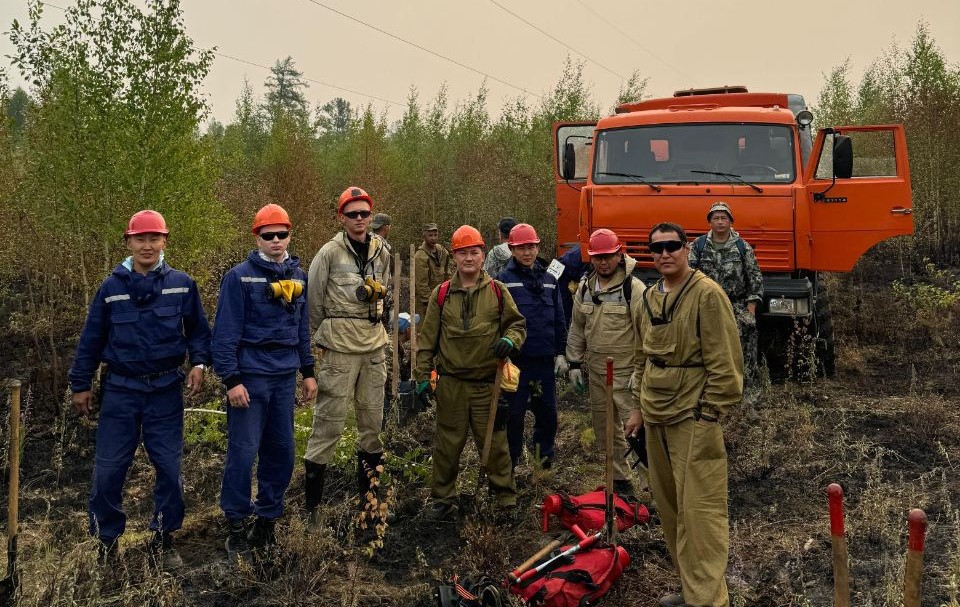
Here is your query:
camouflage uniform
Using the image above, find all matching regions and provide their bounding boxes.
[689,229,763,407]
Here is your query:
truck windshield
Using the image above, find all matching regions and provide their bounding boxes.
[593,123,796,185]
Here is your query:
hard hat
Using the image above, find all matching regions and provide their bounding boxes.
[508,223,540,246]
[587,229,622,256]
[125,210,169,237]
[252,203,292,234]
[338,186,373,213]
[707,201,734,223]
[397,312,420,333]
[498,217,518,236]
[451,225,485,251]
[370,213,391,229]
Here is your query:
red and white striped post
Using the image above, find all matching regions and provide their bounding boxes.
[827,483,850,607]
[902,508,927,607]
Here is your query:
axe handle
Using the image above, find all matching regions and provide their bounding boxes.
[7,380,20,540]
[508,539,563,582]
[480,362,505,468]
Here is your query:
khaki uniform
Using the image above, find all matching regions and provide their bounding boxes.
[414,243,453,318]
[305,232,391,464]
[633,270,743,607]
[414,271,526,506]
[566,255,647,486]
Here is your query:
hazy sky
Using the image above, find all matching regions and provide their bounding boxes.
[2,0,959,126]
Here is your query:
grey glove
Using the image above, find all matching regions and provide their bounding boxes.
[554,355,569,376]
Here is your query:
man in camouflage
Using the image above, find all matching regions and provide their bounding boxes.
[689,202,763,416]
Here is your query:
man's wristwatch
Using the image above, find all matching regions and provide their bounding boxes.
[193,364,206,370]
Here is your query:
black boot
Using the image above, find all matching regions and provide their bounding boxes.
[247,517,277,552]
[613,479,635,497]
[225,519,251,563]
[304,460,327,522]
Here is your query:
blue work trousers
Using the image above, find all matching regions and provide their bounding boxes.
[505,356,558,466]
[220,372,296,521]
[89,377,185,542]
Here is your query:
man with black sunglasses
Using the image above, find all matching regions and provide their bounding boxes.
[565,228,647,497]
[625,222,742,607]
[303,186,392,527]
[213,203,317,561]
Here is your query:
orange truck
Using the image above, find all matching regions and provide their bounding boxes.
[554,86,914,374]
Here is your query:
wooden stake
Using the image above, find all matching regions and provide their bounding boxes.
[605,357,616,547]
[903,508,927,607]
[409,243,417,363]
[391,251,400,399]
[827,483,850,607]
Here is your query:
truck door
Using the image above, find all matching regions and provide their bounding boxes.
[802,124,913,272]
[554,122,596,255]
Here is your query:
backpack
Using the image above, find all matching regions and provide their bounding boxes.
[540,489,650,534]
[510,545,630,607]
[690,234,746,271]
[437,279,504,315]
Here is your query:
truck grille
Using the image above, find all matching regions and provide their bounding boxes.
[620,230,794,272]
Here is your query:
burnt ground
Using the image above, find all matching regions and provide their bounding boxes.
[2,280,960,606]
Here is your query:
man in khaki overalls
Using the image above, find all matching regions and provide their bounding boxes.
[566,228,647,495]
[304,186,392,521]
[414,225,526,521]
[414,223,453,318]
[626,221,743,607]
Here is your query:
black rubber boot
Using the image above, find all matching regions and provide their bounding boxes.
[304,460,327,518]
[225,519,251,563]
[247,517,277,551]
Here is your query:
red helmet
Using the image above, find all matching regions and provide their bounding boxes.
[125,210,169,237]
[587,229,622,256]
[508,223,540,246]
[451,225,485,251]
[338,186,373,213]
[252,204,292,234]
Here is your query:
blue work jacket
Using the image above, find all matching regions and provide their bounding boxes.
[212,251,315,388]
[498,258,567,358]
[69,261,211,392]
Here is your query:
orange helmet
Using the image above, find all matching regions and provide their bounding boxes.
[508,223,540,246]
[125,210,169,237]
[252,203,292,234]
[450,225,485,251]
[338,186,373,213]
[587,229,622,256]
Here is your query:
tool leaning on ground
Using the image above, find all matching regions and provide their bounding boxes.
[0,380,21,607]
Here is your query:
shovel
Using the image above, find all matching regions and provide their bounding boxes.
[0,380,21,606]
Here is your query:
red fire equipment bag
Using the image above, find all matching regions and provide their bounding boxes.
[510,544,629,607]
[541,489,649,534]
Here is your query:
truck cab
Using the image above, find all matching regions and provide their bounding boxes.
[554,86,914,375]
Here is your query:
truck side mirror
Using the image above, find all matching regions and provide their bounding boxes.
[833,135,853,179]
[562,142,576,181]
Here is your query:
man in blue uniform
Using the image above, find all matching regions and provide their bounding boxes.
[497,223,567,469]
[69,210,211,568]
[213,203,317,560]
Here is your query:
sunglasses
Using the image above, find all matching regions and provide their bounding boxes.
[259,231,290,241]
[648,240,686,255]
[343,210,372,220]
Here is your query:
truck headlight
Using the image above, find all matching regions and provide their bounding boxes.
[767,297,811,316]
